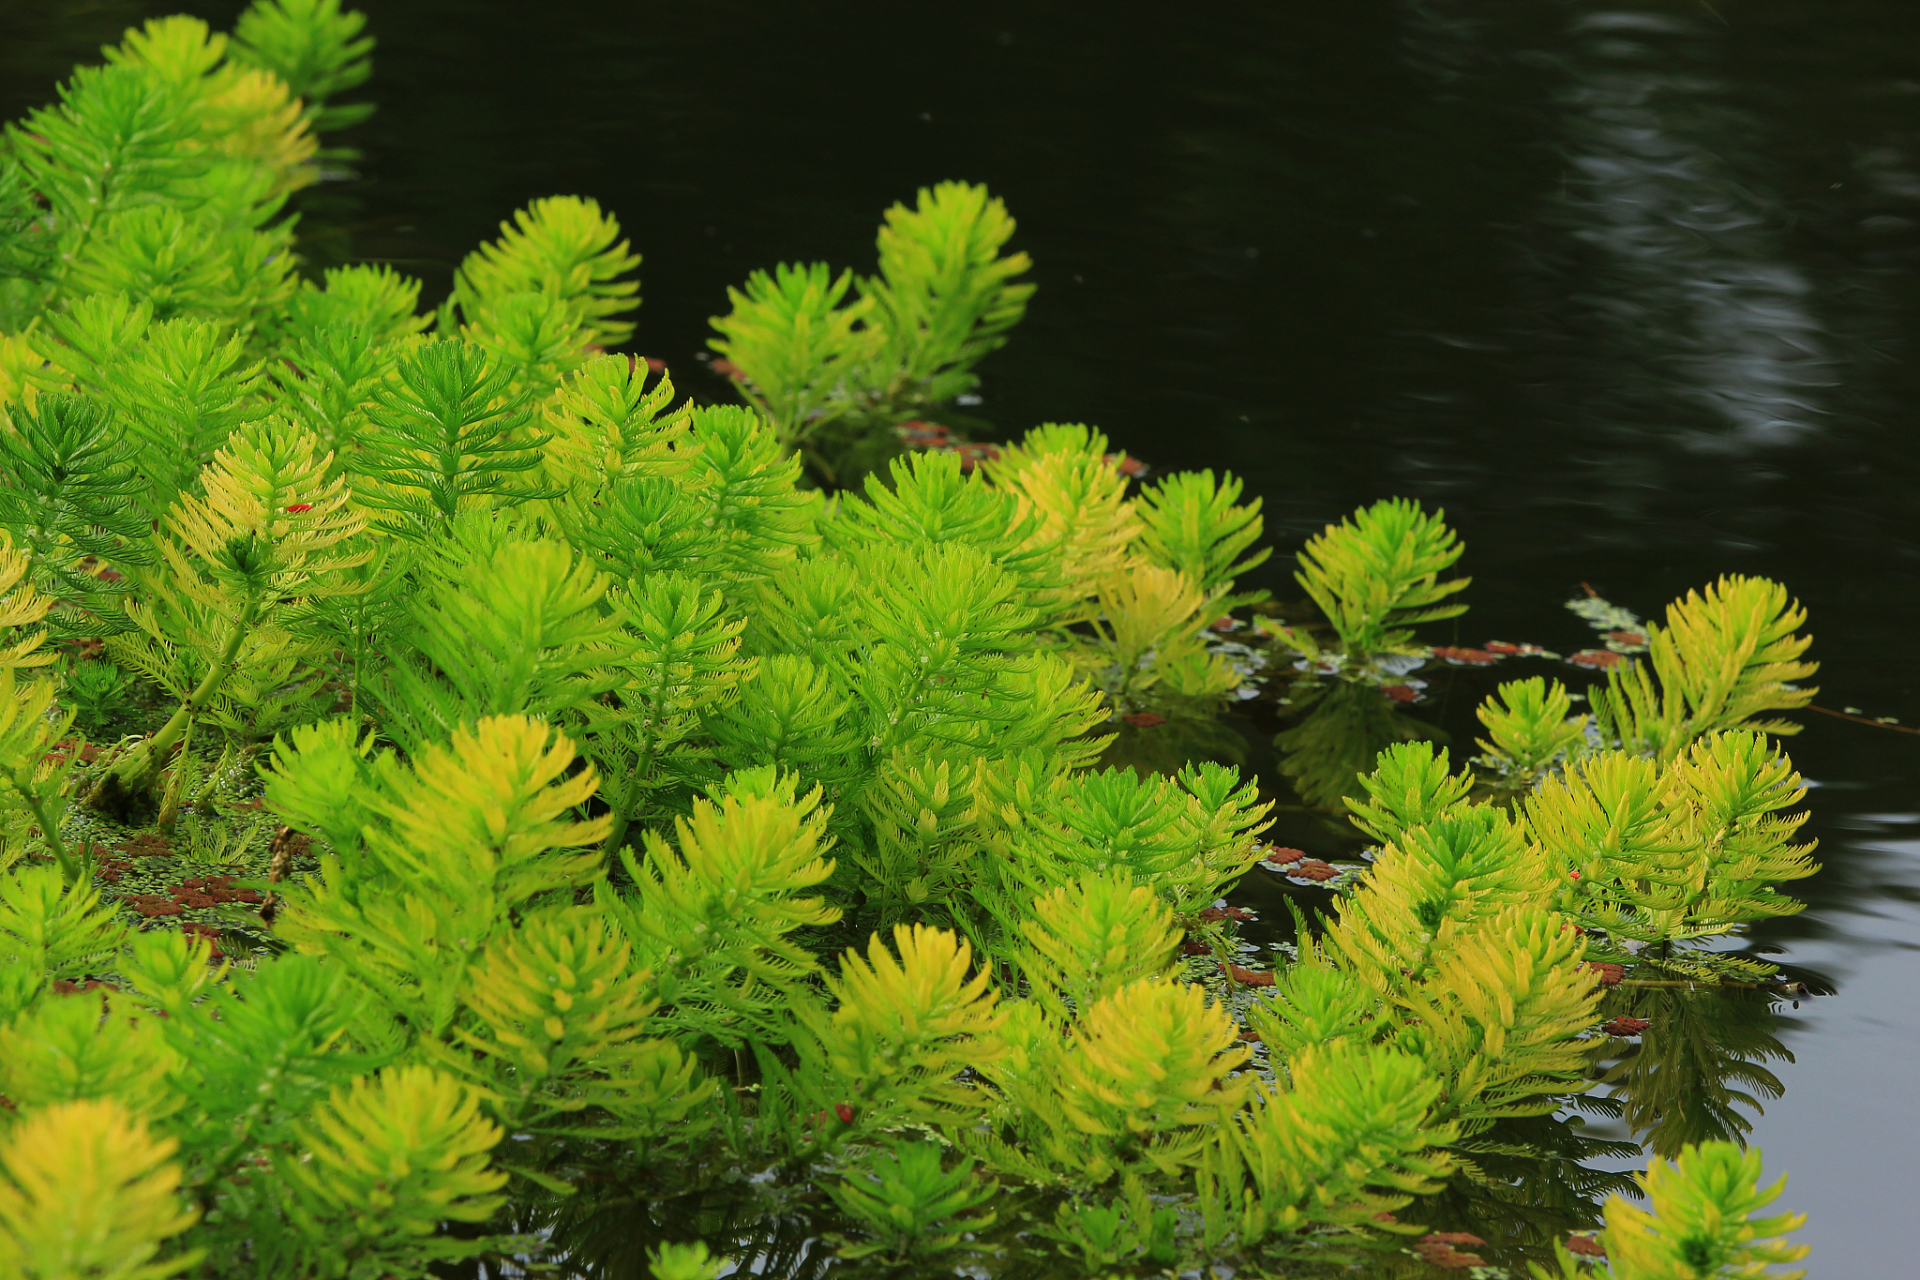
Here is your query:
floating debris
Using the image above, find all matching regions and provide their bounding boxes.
[1414,1233,1487,1270]
[1431,645,1498,666]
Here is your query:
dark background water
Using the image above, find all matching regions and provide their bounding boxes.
[7,0,1920,1273]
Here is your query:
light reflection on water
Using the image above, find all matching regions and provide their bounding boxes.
[1561,11,1833,451]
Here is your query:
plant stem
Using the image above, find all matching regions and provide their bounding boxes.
[95,596,260,801]
[598,730,660,859]
[155,714,197,833]
[1,764,80,885]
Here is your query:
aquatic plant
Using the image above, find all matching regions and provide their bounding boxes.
[1530,1140,1807,1279]
[0,4,1819,1278]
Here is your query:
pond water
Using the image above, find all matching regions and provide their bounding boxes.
[6,0,1920,1274]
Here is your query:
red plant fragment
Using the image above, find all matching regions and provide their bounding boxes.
[1569,649,1621,670]
[1415,1233,1488,1270]
[1264,846,1308,864]
[1220,963,1275,987]
[1287,859,1342,882]
[50,979,106,996]
[1382,684,1419,703]
[1431,646,1497,666]
[46,740,101,765]
[897,419,952,443]
[953,441,1002,472]
[1585,961,1627,986]
[1182,940,1212,956]
[1601,1016,1651,1037]
[1566,1234,1607,1258]
[120,833,171,858]
[1606,629,1646,646]
[1484,640,1523,655]
[181,923,225,958]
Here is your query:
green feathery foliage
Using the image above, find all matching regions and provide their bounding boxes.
[369,535,626,751]
[355,338,553,537]
[0,866,126,999]
[1530,730,1819,963]
[1199,1042,1455,1246]
[1478,674,1590,783]
[706,262,881,448]
[0,393,153,639]
[227,0,376,136]
[705,181,1032,464]
[826,1140,998,1262]
[0,549,86,880]
[987,761,1271,920]
[784,924,1005,1136]
[1593,575,1817,763]
[1294,497,1469,655]
[1531,1140,1806,1280]
[648,1241,729,1280]
[1346,740,1476,847]
[537,351,687,494]
[35,309,268,518]
[594,773,840,1048]
[276,1066,508,1278]
[857,181,1035,409]
[984,977,1249,1185]
[94,418,368,808]
[0,15,1833,1274]
[1012,871,1182,1020]
[1133,468,1272,608]
[441,908,712,1140]
[0,1100,201,1280]
[268,715,610,1031]
[452,196,641,350]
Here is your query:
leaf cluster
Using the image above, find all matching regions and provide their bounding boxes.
[707,181,1033,451]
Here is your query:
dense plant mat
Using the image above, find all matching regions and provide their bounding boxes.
[0,3,1816,1277]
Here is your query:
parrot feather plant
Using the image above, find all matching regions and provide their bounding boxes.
[0,5,1821,1278]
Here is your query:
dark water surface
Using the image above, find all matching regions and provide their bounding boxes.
[7,1,1920,1273]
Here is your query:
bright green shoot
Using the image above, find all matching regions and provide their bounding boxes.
[1295,497,1469,656]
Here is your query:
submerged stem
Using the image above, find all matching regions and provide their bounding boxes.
[1,764,79,885]
[89,596,261,806]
